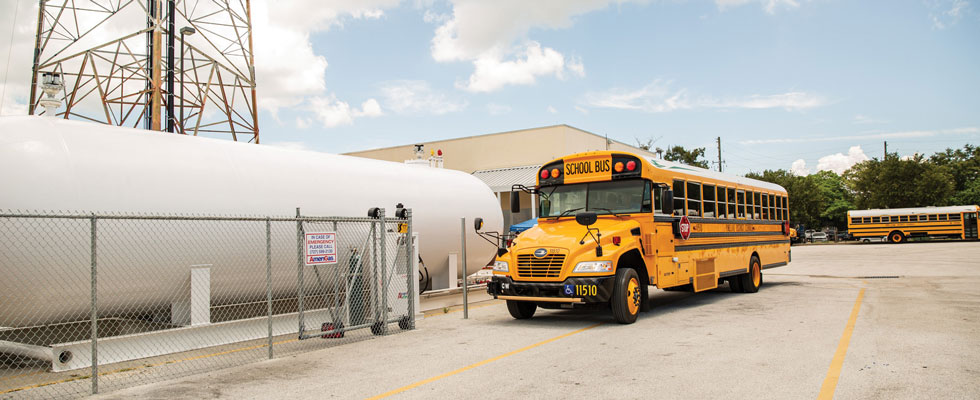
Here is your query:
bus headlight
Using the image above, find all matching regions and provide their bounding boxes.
[493,261,509,272]
[573,261,612,273]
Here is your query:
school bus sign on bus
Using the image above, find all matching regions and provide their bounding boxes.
[483,151,792,324]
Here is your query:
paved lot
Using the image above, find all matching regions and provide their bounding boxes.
[95,241,980,399]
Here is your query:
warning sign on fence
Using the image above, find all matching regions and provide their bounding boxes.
[305,232,338,265]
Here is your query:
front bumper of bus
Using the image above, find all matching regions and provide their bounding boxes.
[487,275,615,303]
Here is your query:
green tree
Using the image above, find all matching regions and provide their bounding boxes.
[930,144,980,204]
[664,145,709,169]
[810,170,855,228]
[845,154,954,209]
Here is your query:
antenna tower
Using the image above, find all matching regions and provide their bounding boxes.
[28,0,259,142]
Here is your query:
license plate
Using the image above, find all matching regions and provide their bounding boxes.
[564,284,597,296]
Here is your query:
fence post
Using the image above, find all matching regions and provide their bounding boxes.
[266,217,273,359]
[296,208,305,336]
[460,217,468,319]
[379,209,388,334]
[405,209,415,329]
[90,213,98,394]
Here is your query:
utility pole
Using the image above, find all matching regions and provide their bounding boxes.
[716,137,723,172]
[884,141,888,159]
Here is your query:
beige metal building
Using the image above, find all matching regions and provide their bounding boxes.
[344,124,657,228]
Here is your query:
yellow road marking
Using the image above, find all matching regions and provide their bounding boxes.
[366,322,604,399]
[817,288,865,400]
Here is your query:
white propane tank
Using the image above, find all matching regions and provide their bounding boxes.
[0,116,502,327]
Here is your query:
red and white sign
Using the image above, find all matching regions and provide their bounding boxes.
[305,232,338,265]
[678,216,692,240]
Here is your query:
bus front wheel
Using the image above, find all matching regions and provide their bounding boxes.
[888,231,905,244]
[506,300,536,319]
[611,268,641,324]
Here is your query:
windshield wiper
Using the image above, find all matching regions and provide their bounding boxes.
[549,207,584,220]
[590,207,628,217]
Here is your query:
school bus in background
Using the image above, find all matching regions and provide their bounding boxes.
[847,205,980,243]
[483,151,792,324]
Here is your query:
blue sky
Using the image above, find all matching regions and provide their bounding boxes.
[2,0,977,175]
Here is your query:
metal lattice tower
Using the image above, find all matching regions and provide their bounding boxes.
[28,0,259,142]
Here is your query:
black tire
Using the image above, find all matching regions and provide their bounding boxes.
[729,276,744,293]
[506,300,537,319]
[398,316,411,330]
[639,283,650,312]
[888,231,905,244]
[611,268,641,324]
[738,256,762,293]
[370,321,386,336]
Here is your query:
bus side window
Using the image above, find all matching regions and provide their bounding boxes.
[703,184,716,218]
[950,213,961,221]
[890,216,899,222]
[673,179,686,216]
[851,217,861,224]
[939,214,947,221]
[687,181,702,217]
[899,215,908,222]
[736,190,746,218]
[872,217,880,223]
[769,194,776,220]
[761,193,770,220]
[717,186,728,219]
[919,215,927,221]
[863,217,871,224]
[928,214,938,221]
[728,188,737,219]
[753,192,762,220]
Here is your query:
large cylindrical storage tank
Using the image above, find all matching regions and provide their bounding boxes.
[0,116,502,327]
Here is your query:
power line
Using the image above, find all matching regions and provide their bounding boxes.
[1,0,22,114]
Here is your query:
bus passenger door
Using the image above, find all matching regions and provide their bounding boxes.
[965,213,978,239]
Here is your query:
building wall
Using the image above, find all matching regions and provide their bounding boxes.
[344,125,657,173]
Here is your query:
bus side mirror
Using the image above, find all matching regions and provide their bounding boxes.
[663,190,674,215]
[510,191,520,213]
[474,217,484,232]
[575,212,598,226]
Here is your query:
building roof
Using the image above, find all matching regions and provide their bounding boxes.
[472,165,541,192]
[848,205,978,217]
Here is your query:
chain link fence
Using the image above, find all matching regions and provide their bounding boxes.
[0,208,415,398]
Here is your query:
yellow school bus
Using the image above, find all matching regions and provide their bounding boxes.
[847,205,980,243]
[484,151,792,324]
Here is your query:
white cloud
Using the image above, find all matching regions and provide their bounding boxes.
[574,105,590,115]
[790,159,809,176]
[252,0,401,119]
[295,117,312,129]
[716,0,801,14]
[741,127,979,144]
[487,103,512,115]
[815,146,869,174]
[431,0,618,91]
[585,79,826,113]
[929,0,970,29]
[380,80,468,115]
[853,114,887,124]
[460,42,568,92]
[306,95,383,128]
[547,105,558,114]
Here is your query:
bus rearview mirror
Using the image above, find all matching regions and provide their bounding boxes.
[575,212,598,226]
[510,191,521,213]
[663,190,674,215]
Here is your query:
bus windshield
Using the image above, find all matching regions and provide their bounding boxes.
[539,179,650,217]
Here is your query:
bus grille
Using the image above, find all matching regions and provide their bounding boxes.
[517,254,565,278]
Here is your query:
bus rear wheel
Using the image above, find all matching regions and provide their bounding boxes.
[611,268,641,324]
[889,231,905,244]
[736,256,762,293]
[506,300,536,319]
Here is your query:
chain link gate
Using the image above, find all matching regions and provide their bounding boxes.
[0,208,416,398]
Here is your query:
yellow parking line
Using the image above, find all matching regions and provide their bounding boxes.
[366,322,604,399]
[817,288,865,400]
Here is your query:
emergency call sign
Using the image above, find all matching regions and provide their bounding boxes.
[305,232,338,265]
